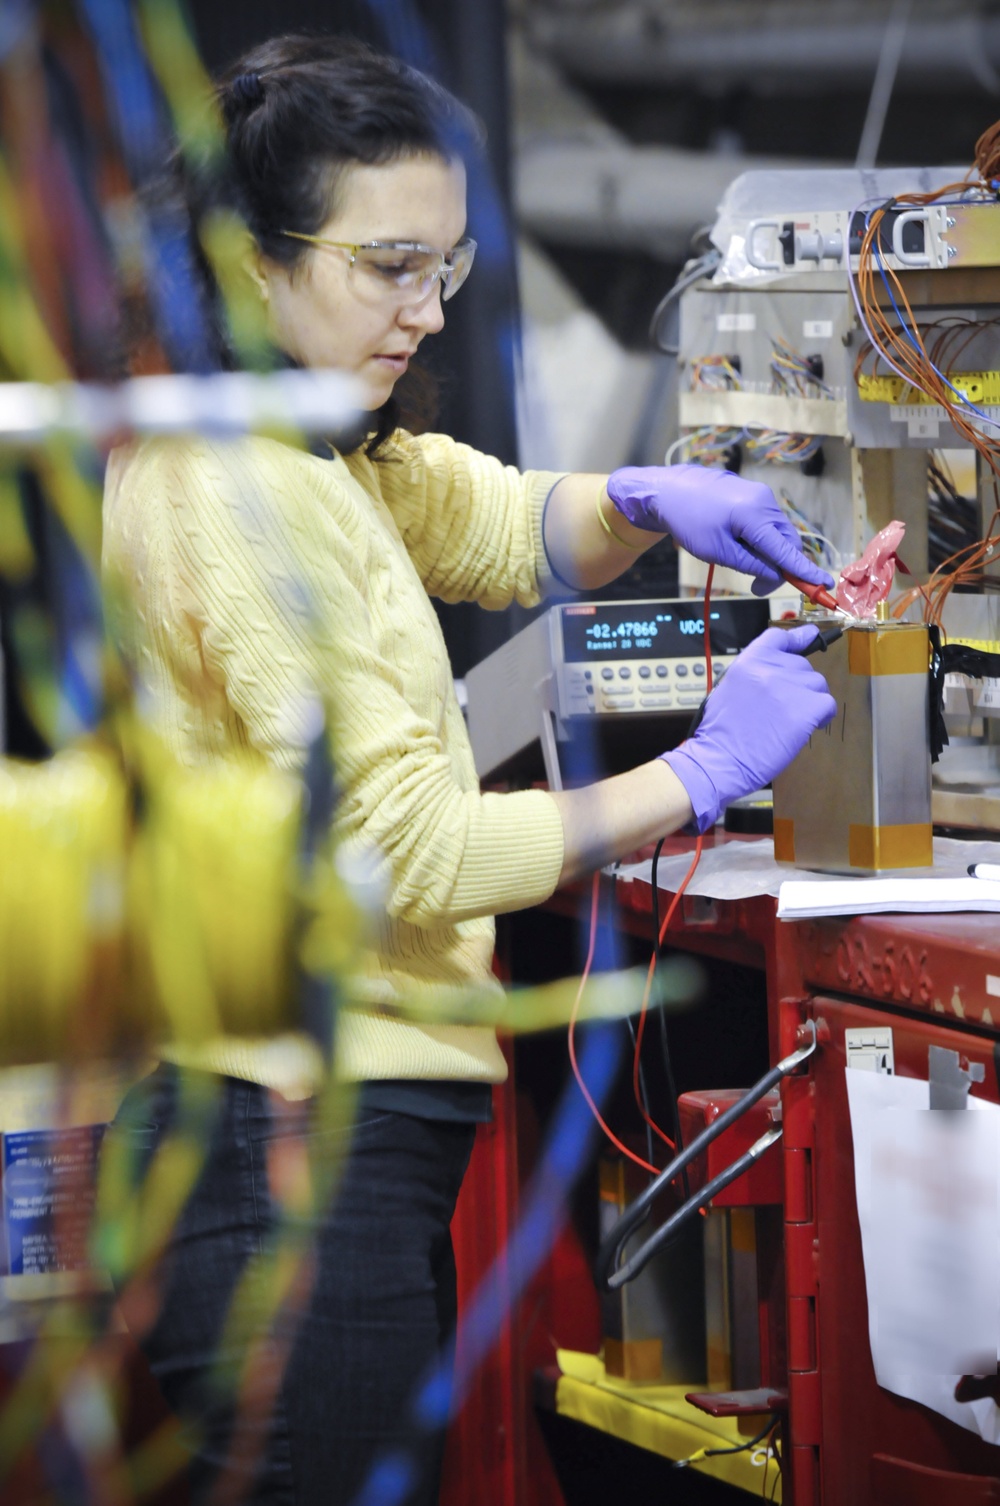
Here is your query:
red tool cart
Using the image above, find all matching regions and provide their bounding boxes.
[779,912,1000,1506]
[615,871,1000,1506]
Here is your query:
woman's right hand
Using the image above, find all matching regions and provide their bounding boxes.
[660,625,838,833]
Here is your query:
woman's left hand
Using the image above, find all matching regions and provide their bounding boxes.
[605,463,835,598]
[659,624,838,832]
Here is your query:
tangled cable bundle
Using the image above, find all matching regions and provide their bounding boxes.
[853,128,1000,444]
[893,505,1000,626]
[129,754,306,1044]
[0,751,127,1060]
[0,743,351,1062]
[674,342,829,471]
[851,118,1000,624]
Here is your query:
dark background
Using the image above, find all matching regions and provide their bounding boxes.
[7,1,1000,744]
[191,0,525,681]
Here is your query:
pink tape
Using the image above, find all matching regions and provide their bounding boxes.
[836,520,906,619]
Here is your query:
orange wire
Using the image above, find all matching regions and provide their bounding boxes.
[630,566,714,1152]
[893,504,1000,625]
[630,836,705,1156]
[567,872,659,1175]
[568,572,718,1175]
[853,145,1000,625]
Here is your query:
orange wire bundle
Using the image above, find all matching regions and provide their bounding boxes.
[893,506,1000,626]
[854,207,1000,464]
[855,118,1000,623]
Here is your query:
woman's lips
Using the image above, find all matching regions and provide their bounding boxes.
[373,353,410,374]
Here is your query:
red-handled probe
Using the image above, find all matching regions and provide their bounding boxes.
[781,570,844,614]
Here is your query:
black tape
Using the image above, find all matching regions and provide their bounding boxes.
[929,638,1000,766]
[928,624,948,765]
[939,643,1000,680]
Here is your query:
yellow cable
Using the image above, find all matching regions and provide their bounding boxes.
[0,749,126,1062]
[127,742,304,1042]
[0,737,332,1057]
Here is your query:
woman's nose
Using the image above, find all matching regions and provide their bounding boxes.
[399,283,445,336]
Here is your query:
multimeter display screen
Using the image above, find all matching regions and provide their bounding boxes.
[559,599,770,661]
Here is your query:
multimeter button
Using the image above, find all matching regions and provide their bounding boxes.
[678,692,703,705]
[618,667,631,679]
[638,665,651,679]
[675,664,689,678]
[603,686,634,697]
[601,667,614,680]
[586,683,594,694]
[693,662,706,676]
[640,696,672,708]
[584,670,592,680]
[655,664,669,679]
[607,699,635,710]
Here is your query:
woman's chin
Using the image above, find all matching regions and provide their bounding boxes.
[360,373,397,410]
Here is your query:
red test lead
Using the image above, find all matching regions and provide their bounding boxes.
[781,569,843,614]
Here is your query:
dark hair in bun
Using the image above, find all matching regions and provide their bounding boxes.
[216,35,481,276]
[168,34,484,453]
[228,71,264,110]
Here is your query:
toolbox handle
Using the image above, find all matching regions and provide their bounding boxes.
[596,1023,817,1291]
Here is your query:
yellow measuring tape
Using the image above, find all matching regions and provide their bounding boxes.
[857,369,1000,406]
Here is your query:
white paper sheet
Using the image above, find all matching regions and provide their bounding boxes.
[778,875,1000,919]
[615,837,1000,908]
[846,1068,1000,1442]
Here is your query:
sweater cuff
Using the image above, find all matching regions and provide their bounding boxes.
[532,472,570,597]
[449,788,565,919]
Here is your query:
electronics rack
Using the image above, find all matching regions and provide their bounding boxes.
[674,166,1000,826]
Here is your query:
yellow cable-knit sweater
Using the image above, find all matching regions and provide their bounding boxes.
[102,429,567,1098]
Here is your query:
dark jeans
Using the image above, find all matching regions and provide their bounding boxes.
[105,1066,476,1506]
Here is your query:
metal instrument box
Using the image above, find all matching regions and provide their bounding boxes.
[465,596,768,787]
[772,621,932,873]
[598,1153,706,1385]
[678,1090,784,1395]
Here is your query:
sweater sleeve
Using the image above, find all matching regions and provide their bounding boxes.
[112,438,565,929]
[344,432,566,607]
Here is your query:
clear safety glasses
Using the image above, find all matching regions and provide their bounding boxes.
[279,231,477,304]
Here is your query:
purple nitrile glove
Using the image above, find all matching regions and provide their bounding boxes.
[660,625,838,833]
[606,464,835,598]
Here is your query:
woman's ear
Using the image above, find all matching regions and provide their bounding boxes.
[245,247,270,302]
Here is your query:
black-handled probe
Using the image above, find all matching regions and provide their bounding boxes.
[800,623,844,656]
[688,623,844,734]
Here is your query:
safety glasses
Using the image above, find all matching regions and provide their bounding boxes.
[279,231,477,304]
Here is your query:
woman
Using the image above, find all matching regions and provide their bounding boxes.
[102,32,836,1506]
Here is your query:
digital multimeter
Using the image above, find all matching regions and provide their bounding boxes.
[465,597,770,786]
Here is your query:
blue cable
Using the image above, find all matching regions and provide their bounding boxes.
[76,0,214,372]
[349,1017,626,1506]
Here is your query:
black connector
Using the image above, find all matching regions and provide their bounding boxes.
[722,442,743,475]
[800,445,825,477]
[805,353,824,380]
[777,221,795,265]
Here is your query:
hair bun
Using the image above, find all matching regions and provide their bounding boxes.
[231,71,264,109]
